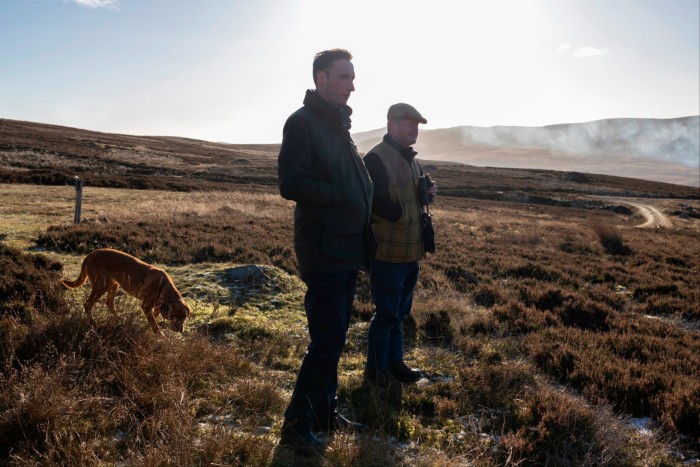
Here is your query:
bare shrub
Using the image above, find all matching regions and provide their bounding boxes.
[659,376,700,437]
[558,298,611,331]
[528,332,577,380]
[416,263,452,294]
[507,262,560,281]
[419,310,454,347]
[559,234,593,254]
[0,302,268,465]
[443,265,479,292]
[0,363,121,465]
[472,282,504,308]
[525,287,570,311]
[632,283,680,301]
[525,325,700,438]
[518,286,611,331]
[352,300,374,323]
[592,222,632,255]
[36,199,297,273]
[455,360,535,418]
[501,388,633,466]
[492,301,558,334]
[0,244,67,323]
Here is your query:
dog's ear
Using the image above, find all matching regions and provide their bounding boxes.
[158,303,171,319]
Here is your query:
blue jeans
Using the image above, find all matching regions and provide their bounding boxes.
[284,270,358,430]
[365,260,419,378]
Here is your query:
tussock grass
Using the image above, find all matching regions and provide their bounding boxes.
[592,222,632,255]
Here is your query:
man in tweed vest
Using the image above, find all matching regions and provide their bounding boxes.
[363,103,436,386]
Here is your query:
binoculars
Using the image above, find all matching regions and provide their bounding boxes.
[417,174,435,206]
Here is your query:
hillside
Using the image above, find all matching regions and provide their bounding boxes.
[2,118,698,201]
[355,116,700,187]
[0,118,699,465]
[0,118,279,191]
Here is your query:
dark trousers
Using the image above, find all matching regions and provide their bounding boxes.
[365,259,419,377]
[283,269,358,430]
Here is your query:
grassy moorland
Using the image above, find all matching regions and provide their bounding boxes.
[1,119,699,466]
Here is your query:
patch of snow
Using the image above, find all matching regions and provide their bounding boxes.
[629,417,654,437]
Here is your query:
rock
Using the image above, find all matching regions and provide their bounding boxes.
[416,378,431,387]
[226,265,266,282]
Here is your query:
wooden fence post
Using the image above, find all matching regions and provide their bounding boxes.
[73,176,83,225]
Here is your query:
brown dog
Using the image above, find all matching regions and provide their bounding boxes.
[61,248,190,334]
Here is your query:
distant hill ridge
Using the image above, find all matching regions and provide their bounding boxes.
[354,116,700,187]
[1,116,698,188]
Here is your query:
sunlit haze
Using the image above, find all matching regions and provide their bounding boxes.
[1,0,698,143]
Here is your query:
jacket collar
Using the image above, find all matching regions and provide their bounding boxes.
[383,133,417,162]
[304,89,353,131]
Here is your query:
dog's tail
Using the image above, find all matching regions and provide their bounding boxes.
[61,259,89,289]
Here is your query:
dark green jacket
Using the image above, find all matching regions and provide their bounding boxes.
[278,90,373,274]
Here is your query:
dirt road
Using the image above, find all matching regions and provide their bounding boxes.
[626,201,673,228]
[597,197,673,229]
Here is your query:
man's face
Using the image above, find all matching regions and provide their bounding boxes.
[389,118,420,147]
[316,58,355,107]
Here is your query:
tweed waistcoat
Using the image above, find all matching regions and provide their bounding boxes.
[369,141,423,263]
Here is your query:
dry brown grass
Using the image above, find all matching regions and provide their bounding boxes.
[35,189,298,273]
[1,171,699,465]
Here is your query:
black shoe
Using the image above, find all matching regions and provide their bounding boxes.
[330,411,369,434]
[388,362,422,383]
[314,411,369,434]
[280,420,324,454]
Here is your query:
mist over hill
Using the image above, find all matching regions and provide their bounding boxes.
[354,116,700,187]
[2,117,698,192]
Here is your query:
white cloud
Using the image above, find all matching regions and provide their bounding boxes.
[556,43,573,54]
[572,46,607,58]
[64,0,120,9]
[558,43,608,58]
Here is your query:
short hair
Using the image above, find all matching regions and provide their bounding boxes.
[312,48,353,85]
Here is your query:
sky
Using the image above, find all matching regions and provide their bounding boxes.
[1,0,698,144]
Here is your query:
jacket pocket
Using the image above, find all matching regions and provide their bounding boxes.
[320,208,365,261]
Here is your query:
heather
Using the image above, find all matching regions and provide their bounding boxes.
[1,181,698,465]
[1,118,698,466]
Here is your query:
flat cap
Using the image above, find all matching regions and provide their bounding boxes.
[387,103,427,124]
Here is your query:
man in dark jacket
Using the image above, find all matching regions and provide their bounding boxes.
[277,48,373,453]
[363,103,435,387]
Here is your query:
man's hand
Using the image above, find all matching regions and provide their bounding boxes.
[427,183,437,204]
